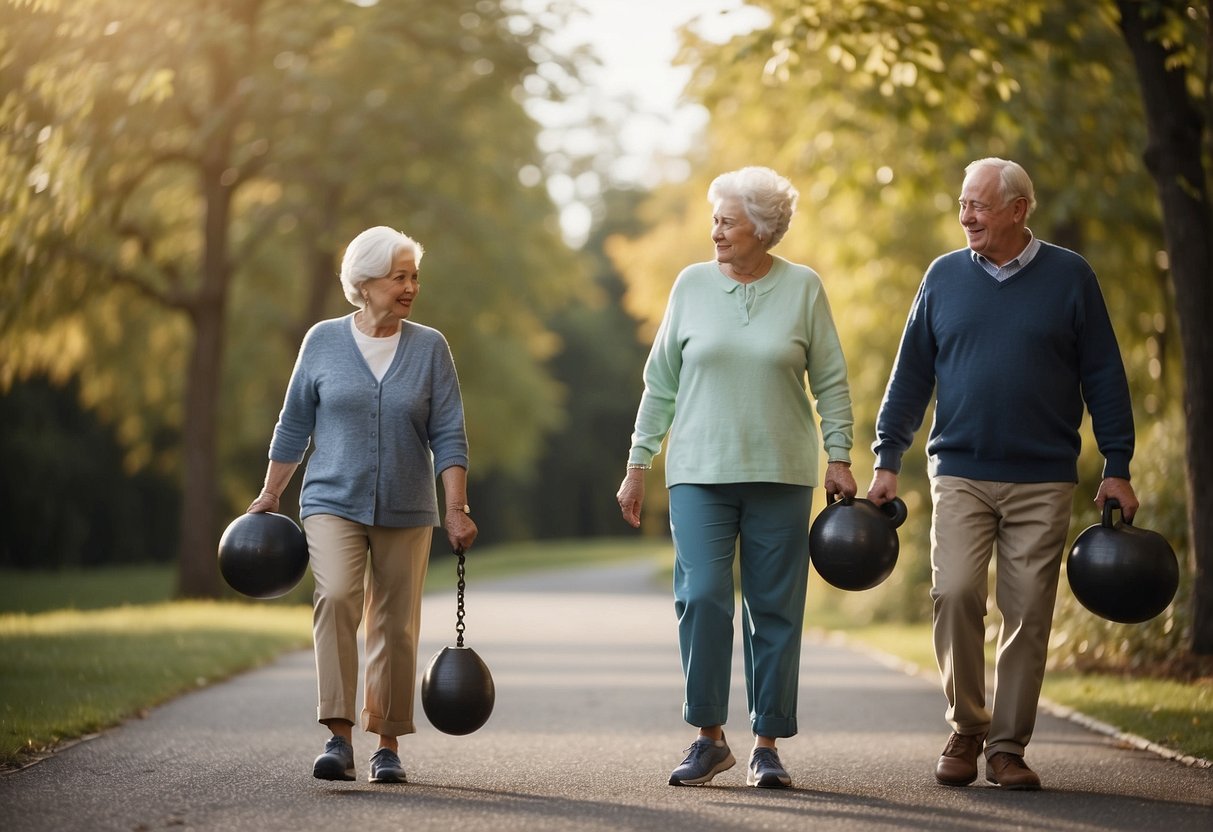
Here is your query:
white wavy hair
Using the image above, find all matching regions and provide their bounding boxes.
[965,157,1037,218]
[707,166,799,249]
[339,226,425,308]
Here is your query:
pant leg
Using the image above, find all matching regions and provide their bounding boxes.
[987,481,1075,757]
[929,476,999,736]
[303,514,370,726]
[361,525,433,737]
[669,483,740,729]
[737,482,813,739]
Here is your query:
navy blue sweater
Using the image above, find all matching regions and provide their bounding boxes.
[873,243,1134,483]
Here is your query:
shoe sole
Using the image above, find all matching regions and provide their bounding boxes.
[369,771,408,784]
[747,771,792,788]
[935,773,977,787]
[313,760,356,781]
[668,753,737,786]
[986,775,1041,791]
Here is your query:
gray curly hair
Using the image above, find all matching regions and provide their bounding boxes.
[707,166,799,249]
[338,226,425,308]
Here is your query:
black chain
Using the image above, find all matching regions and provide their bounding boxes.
[455,551,466,647]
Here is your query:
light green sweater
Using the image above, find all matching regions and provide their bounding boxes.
[629,257,853,487]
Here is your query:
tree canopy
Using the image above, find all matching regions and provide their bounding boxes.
[0,0,591,593]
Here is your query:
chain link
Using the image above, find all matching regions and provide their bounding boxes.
[455,551,466,648]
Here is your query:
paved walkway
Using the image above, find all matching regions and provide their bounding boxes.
[1,558,1209,831]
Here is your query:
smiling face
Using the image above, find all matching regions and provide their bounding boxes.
[362,247,420,321]
[958,165,1028,266]
[711,196,765,267]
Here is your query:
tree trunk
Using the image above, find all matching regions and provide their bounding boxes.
[1117,0,1213,653]
[176,290,226,598]
[175,163,235,598]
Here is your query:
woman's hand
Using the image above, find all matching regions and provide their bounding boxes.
[445,510,478,555]
[616,469,646,528]
[824,461,857,500]
[247,491,280,514]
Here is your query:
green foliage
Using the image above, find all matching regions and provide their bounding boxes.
[0,0,594,544]
[0,377,180,568]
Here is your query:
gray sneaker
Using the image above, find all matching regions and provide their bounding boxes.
[312,735,355,781]
[747,746,792,788]
[669,734,736,786]
[368,748,407,784]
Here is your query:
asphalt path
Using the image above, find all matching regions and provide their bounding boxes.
[1,558,1210,831]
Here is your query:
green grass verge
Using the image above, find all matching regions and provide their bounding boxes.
[0,603,311,768]
[829,622,1213,763]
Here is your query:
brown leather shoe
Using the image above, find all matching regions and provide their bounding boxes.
[934,731,986,786]
[985,751,1042,790]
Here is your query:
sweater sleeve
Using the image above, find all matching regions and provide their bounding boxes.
[426,334,470,476]
[872,277,937,473]
[628,279,684,466]
[268,325,319,464]
[1076,270,1135,479]
[805,281,854,462]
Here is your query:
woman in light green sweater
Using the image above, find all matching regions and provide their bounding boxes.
[618,167,856,789]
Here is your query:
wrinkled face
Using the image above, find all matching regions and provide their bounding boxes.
[958,166,1027,266]
[362,247,419,320]
[712,197,764,265]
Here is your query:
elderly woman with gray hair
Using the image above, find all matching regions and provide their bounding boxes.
[617,167,856,789]
[248,225,477,785]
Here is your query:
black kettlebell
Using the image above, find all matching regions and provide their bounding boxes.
[421,551,495,735]
[809,494,908,591]
[217,512,309,599]
[1067,498,1178,624]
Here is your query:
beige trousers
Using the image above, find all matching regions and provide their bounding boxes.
[303,514,432,737]
[929,476,1075,758]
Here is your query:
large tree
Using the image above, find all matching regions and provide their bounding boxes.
[1114,0,1213,652]
[0,0,584,594]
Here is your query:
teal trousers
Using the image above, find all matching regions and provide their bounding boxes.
[669,482,813,738]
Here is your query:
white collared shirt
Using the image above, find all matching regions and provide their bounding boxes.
[972,229,1040,281]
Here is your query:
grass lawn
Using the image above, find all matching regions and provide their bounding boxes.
[1,537,1209,768]
[0,603,312,768]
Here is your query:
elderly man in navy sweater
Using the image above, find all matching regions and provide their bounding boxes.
[867,158,1139,791]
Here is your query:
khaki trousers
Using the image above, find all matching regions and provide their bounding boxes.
[929,476,1075,758]
[303,514,431,737]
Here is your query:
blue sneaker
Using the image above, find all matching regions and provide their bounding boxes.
[747,747,792,788]
[312,736,355,781]
[369,748,407,784]
[669,734,736,786]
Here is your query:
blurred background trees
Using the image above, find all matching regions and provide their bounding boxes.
[0,0,1207,663]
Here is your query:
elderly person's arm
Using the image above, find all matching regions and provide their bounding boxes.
[248,460,300,513]
[440,465,477,554]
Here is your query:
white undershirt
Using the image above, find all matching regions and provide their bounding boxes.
[350,315,400,381]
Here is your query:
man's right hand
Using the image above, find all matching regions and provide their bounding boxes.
[867,469,899,506]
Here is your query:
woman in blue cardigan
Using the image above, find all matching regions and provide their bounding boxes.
[248,226,477,785]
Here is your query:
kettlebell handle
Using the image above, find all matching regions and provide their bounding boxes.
[1101,497,1133,528]
[824,492,908,529]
